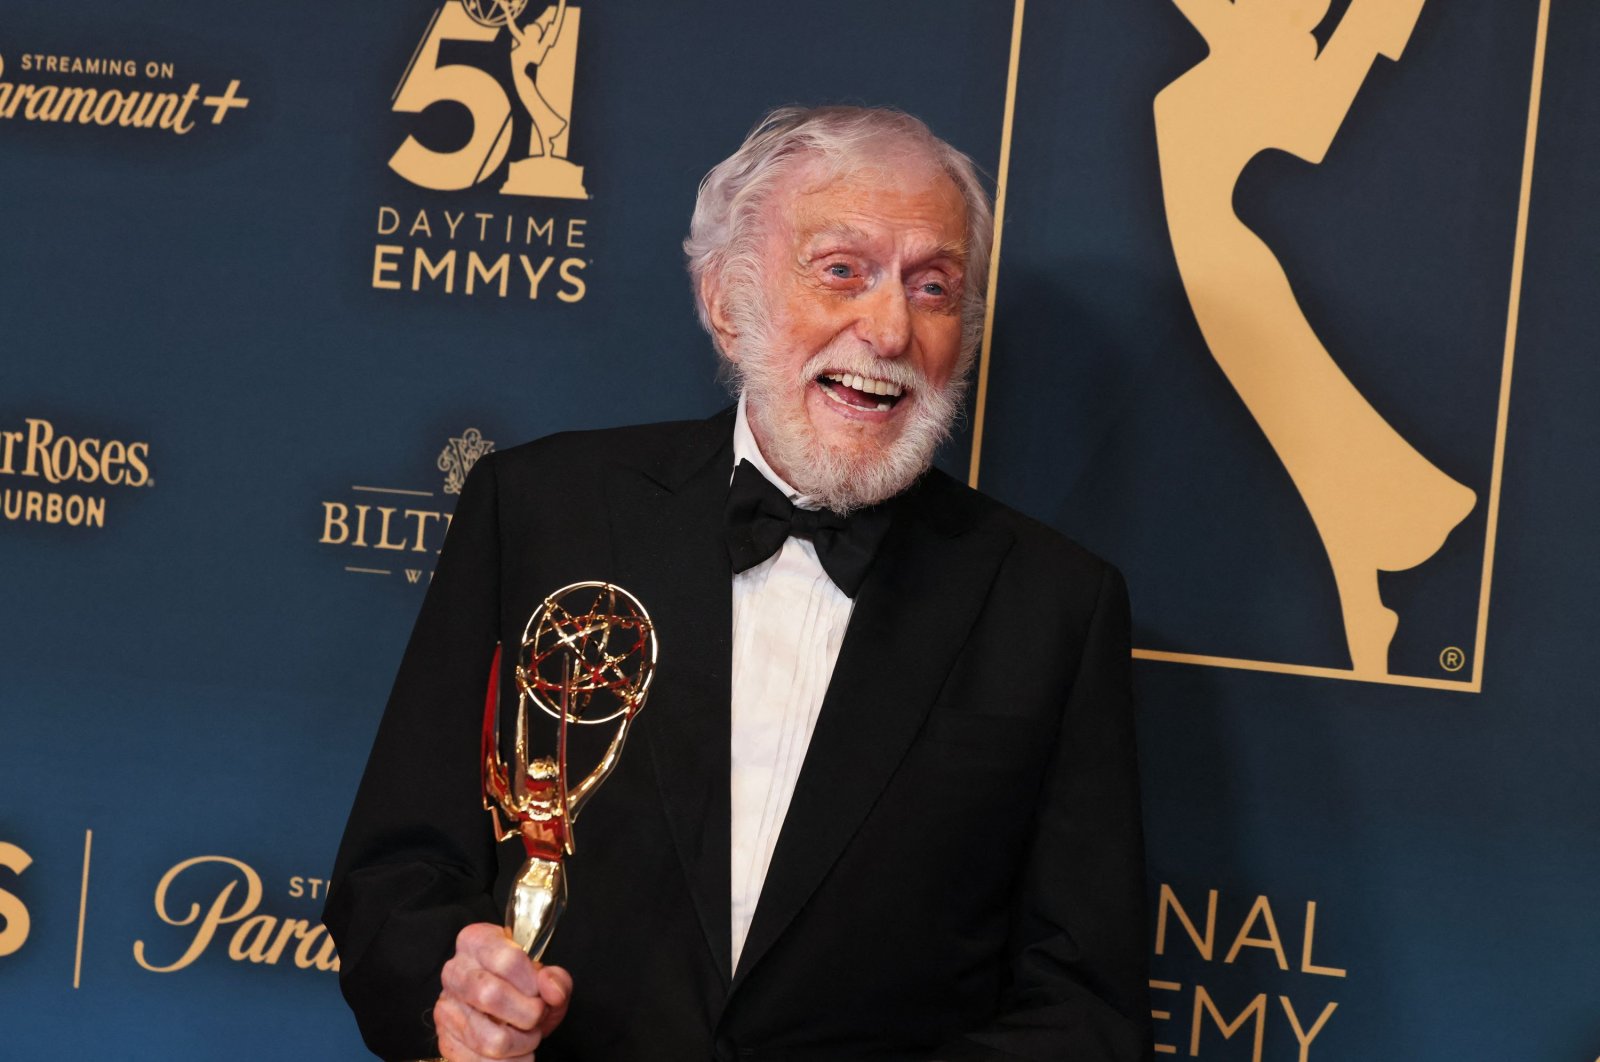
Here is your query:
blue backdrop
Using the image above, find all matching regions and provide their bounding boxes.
[2,1,1596,1058]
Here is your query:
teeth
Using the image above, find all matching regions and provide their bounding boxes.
[820,384,853,409]
[822,372,904,398]
[819,379,898,414]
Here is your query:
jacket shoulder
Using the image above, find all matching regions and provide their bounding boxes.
[473,409,733,496]
[496,416,713,468]
[914,468,1120,592]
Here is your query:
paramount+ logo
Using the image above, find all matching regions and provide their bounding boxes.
[0,416,153,529]
[133,856,339,976]
[0,835,338,985]
[0,52,249,136]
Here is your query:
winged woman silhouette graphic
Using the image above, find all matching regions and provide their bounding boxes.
[1154,0,1475,677]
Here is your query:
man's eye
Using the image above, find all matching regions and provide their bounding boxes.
[921,282,946,296]
[827,263,854,279]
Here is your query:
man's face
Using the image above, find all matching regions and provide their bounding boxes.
[725,157,971,512]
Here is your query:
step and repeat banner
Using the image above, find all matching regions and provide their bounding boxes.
[3,1,1595,1059]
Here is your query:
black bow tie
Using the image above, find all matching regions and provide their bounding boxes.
[724,459,892,597]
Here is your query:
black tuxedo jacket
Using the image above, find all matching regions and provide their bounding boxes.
[326,408,1151,1061]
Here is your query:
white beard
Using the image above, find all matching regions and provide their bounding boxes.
[731,326,965,515]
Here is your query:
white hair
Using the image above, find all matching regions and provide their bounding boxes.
[683,105,995,380]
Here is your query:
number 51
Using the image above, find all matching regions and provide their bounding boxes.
[389,2,512,191]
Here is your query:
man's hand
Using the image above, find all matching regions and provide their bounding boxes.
[434,922,572,1061]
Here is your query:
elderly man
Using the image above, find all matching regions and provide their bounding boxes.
[327,105,1151,1062]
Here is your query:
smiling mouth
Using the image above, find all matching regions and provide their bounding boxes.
[816,371,907,412]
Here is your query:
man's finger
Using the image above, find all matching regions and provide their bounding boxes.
[435,1000,487,1062]
[535,964,572,1008]
[441,965,545,1030]
[438,1027,500,1062]
[456,997,543,1059]
[466,929,541,996]
[436,996,541,1060]
[531,965,571,1037]
[473,934,544,998]
[437,1028,484,1062]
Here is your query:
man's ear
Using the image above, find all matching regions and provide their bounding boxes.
[701,272,739,359]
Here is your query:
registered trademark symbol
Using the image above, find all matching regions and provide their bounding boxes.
[1439,646,1466,672]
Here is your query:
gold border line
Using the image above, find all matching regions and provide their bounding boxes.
[1473,0,1550,690]
[475,113,514,186]
[352,485,435,497]
[1132,649,1479,693]
[967,0,1026,489]
[73,829,92,989]
[394,6,440,103]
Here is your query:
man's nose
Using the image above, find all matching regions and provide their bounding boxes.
[855,281,912,358]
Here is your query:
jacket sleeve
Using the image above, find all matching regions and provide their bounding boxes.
[324,453,506,1061]
[936,563,1153,1062]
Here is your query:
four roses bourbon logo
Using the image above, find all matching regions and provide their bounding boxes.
[390,0,587,198]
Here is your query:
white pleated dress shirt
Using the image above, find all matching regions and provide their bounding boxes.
[728,394,855,969]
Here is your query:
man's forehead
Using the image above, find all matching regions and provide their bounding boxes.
[781,163,968,255]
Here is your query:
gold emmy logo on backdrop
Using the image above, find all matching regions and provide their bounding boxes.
[390,0,587,199]
[1154,0,1476,681]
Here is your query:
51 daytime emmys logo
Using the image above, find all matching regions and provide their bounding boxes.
[392,0,587,198]
[372,0,593,301]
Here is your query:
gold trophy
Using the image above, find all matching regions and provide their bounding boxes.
[481,581,657,958]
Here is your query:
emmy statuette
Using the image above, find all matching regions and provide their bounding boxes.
[481,581,657,958]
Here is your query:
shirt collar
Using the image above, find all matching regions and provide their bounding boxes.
[733,393,821,509]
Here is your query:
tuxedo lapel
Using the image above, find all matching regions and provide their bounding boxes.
[606,409,737,984]
[731,475,1015,984]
